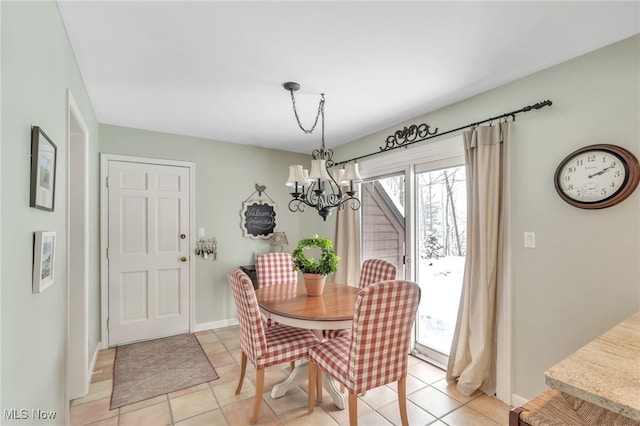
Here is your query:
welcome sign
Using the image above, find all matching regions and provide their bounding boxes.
[240,200,277,239]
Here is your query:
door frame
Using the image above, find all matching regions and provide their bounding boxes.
[67,90,90,400]
[100,154,196,348]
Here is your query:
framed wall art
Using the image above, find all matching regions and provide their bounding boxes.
[30,126,57,211]
[240,200,278,239]
[33,231,56,294]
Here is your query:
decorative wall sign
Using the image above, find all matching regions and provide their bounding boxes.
[30,126,57,211]
[240,183,278,239]
[33,231,56,294]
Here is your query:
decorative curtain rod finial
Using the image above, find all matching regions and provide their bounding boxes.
[524,100,553,111]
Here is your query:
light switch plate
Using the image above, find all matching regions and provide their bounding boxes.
[524,232,536,248]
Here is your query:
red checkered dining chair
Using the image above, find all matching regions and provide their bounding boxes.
[228,268,320,424]
[255,252,298,371]
[358,258,397,289]
[308,280,420,426]
[255,252,297,288]
[323,258,397,339]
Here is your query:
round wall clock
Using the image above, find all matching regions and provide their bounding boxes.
[554,144,640,209]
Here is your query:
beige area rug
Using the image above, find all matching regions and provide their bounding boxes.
[110,333,219,409]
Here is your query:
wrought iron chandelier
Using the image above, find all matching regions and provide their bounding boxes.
[283,82,362,221]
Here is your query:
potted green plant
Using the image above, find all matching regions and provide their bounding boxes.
[292,235,340,296]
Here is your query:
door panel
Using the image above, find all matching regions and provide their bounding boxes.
[121,197,147,253]
[414,165,466,364]
[108,161,190,346]
[157,198,180,252]
[157,268,181,317]
[121,271,148,322]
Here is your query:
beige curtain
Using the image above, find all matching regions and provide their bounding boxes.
[446,123,511,396]
[334,201,361,287]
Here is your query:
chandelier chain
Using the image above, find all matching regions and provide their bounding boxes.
[289,90,325,135]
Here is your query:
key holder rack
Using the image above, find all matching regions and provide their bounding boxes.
[195,238,217,260]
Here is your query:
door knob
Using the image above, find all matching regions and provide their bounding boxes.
[180,256,187,262]
[180,234,186,239]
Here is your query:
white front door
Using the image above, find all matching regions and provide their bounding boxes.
[107,160,190,346]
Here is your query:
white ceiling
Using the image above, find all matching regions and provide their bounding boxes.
[57,1,639,154]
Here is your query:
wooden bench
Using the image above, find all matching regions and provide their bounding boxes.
[509,389,639,426]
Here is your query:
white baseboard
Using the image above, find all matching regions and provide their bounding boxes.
[511,393,529,407]
[89,343,101,373]
[87,342,102,391]
[193,318,238,333]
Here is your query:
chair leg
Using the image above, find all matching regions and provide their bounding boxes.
[398,376,409,426]
[348,392,358,426]
[316,368,322,404]
[308,362,317,412]
[250,368,265,424]
[236,351,247,395]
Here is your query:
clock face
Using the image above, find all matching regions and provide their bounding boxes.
[554,144,640,209]
[556,149,627,203]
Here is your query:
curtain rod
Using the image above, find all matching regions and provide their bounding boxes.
[334,99,552,166]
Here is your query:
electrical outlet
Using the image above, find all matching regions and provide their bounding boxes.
[198,227,205,237]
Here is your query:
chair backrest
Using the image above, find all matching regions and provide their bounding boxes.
[255,252,297,287]
[358,258,397,289]
[228,268,268,363]
[349,280,420,393]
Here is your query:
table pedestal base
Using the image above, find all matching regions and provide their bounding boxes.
[270,361,347,410]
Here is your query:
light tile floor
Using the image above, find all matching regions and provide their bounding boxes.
[70,326,511,425]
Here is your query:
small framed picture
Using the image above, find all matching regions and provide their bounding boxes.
[30,126,57,211]
[33,231,56,294]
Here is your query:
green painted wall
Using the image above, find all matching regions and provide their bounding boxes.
[1,1,100,424]
[98,125,334,326]
[335,35,640,400]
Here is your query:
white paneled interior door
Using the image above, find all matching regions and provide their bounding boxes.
[107,160,190,346]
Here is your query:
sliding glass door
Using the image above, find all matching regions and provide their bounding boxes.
[413,164,466,366]
[358,138,466,367]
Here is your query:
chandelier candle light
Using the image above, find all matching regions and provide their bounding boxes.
[284,82,362,221]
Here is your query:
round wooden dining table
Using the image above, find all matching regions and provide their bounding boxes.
[255,281,360,409]
[255,281,360,330]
